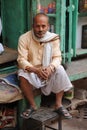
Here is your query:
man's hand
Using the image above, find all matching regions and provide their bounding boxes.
[42,66,52,78]
[25,65,54,80]
[25,66,48,80]
[36,67,49,80]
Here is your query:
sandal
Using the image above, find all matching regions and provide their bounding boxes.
[20,107,35,119]
[54,106,72,119]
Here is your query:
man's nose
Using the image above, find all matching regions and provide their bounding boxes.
[39,26,43,31]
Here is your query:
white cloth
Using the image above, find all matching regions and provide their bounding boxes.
[18,65,72,95]
[32,30,58,43]
[41,65,72,95]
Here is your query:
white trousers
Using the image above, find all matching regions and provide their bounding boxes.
[18,65,72,95]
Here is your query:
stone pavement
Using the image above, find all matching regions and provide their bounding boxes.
[48,117,87,130]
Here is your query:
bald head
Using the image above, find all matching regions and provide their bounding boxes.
[33,13,49,25]
[33,13,49,38]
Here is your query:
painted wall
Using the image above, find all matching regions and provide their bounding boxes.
[76,17,87,49]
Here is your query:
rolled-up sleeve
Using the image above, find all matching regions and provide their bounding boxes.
[50,39,62,68]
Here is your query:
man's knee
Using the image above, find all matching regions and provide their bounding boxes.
[19,76,25,81]
[56,65,65,73]
[19,76,28,85]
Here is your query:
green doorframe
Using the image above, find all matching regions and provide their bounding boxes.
[55,0,61,34]
[66,0,78,62]
[60,0,66,63]
[67,0,73,62]
[60,0,78,63]
[72,0,78,57]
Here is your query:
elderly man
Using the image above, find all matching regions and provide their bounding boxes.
[17,13,72,119]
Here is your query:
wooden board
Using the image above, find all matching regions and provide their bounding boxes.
[0,46,17,64]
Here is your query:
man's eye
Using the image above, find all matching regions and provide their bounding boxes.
[42,25,46,28]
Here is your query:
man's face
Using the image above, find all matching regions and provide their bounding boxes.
[33,15,49,38]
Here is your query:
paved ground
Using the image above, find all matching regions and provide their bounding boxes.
[63,118,87,130]
[48,117,87,130]
[47,105,87,130]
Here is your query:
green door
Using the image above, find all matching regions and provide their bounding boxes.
[1,0,28,49]
[61,0,78,63]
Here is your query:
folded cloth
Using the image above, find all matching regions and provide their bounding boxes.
[0,73,23,103]
[0,73,20,91]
